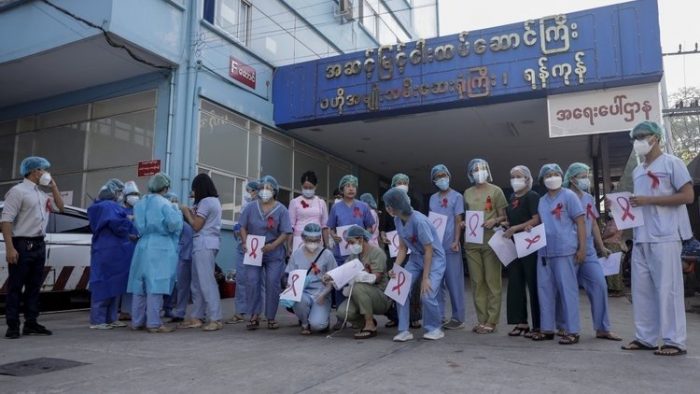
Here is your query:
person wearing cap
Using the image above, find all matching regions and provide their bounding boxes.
[620,121,694,356]
[2,156,64,339]
[288,171,329,253]
[118,180,141,321]
[428,164,466,330]
[284,223,336,335]
[239,175,292,330]
[127,173,183,333]
[335,225,391,339]
[359,193,380,247]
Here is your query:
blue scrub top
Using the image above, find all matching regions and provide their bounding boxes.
[537,188,584,258]
[327,199,375,257]
[395,211,446,265]
[576,192,598,258]
[239,200,292,261]
[429,189,464,254]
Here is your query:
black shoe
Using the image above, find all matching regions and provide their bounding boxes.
[5,326,20,339]
[23,323,52,336]
[168,317,184,323]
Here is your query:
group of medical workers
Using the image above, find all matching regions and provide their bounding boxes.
[83,121,692,356]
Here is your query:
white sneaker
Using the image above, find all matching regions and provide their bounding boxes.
[393,331,414,342]
[109,321,128,328]
[89,323,113,330]
[423,328,445,340]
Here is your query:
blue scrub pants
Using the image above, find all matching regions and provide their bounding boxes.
[398,255,446,333]
[438,251,466,323]
[293,292,331,331]
[190,249,222,322]
[119,293,132,316]
[234,249,248,315]
[173,258,192,318]
[538,255,580,334]
[132,293,165,329]
[246,257,285,320]
[90,296,118,325]
[555,256,611,333]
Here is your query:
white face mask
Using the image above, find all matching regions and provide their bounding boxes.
[259,189,273,202]
[633,138,655,156]
[348,243,362,255]
[126,195,140,206]
[511,178,527,192]
[39,172,52,186]
[396,184,409,192]
[302,188,315,199]
[474,170,489,184]
[305,242,320,252]
[544,176,563,190]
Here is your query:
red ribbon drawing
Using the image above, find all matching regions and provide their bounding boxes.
[441,198,448,208]
[392,272,406,294]
[267,217,275,230]
[249,238,259,258]
[468,214,479,237]
[288,274,300,296]
[586,203,596,221]
[647,171,659,189]
[432,218,443,231]
[551,203,563,220]
[617,196,635,221]
[353,207,362,218]
[525,235,541,249]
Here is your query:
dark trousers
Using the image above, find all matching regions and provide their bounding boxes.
[506,252,540,330]
[6,237,46,327]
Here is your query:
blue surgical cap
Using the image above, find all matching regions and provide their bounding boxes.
[563,162,590,187]
[98,178,125,201]
[246,180,259,192]
[382,187,412,216]
[510,165,533,190]
[467,158,492,183]
[431,164,451,181]
[343,225,371,241]
[538,163,563,184]
[259,175,279,193]
[359,193,377,209]
[19,156,51,177]
[630,121,663,139]
[148,172,171,193]
[123,180,140,196]
[339,174,358,190]
[302,223,322,238]
[391,173,409,187]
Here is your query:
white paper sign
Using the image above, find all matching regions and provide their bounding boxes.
[243,235,265,266]
[387,230,410,258]
[279,269,307,302]
[60,190,74,206]
[513,223,547,258]
[326,258,364,290]
[488,229,518,267]
[599,252,623,276]
[384,264,413,306]
[607,192,645,230]
[336,224,354,256]
[465,210,485,244]
[428,211,448,243]
[292,236,304,253]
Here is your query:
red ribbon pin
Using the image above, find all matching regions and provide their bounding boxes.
[525,235,541,249]
[586,203,597,221]
[617,196,635,221]
[249,238,259,258]
[468,214,479,237]
[511,198,520,209]
[353,207,362,218]
[551,203,563,220]
[392,272,406,294]
[301,200,309,209]
[441,198,448,208]
[647,171,659,189]
[267,217,275,230]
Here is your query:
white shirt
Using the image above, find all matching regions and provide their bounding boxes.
[1,179,53,237]
[632,153,693,243]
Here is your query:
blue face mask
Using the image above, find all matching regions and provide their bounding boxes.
[576,178,591,192]
[435,178,450,191]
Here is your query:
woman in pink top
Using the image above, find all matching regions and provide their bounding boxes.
[288,171,329,254]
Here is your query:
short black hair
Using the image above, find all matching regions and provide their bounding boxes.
[191,173,219,204]
[300,171,318,186]
[332,188,341,197]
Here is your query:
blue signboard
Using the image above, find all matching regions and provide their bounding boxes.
[273,0,662,129]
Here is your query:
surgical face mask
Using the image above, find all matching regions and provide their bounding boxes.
[544,176,563,190]
[116,193,124,203]
[474,170,489,184]
[575,178,591,192]
[302,188,315,199]
[348,243,362,255]
[39,172,52,186]
[633,137,655,156]
[259,189,273,202]
[435,178,450,191]
[305,242,320,252]
[396,184,409,192]
[511,178,527,192]
[126,195,140,206]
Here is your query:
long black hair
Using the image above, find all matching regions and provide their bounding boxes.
[192,173,219,204]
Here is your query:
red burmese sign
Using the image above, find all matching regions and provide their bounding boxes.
[229,57,256,89]
[137,159,161,177]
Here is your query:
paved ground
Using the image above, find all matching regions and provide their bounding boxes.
[1,284,700,394]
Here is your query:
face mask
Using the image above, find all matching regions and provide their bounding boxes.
[305,242,320,252]
[435,178,450,191]
[126,195,140,206]
[396,184,409,192]
[633,138,655,156]
[348,243,362,255]
[302,188,315,199]
[575,178,591,192]
[39,172,52,186]
[544,176,563,190]
[259,189,273,202]
[474,170,489,184]
[511,178,527,192]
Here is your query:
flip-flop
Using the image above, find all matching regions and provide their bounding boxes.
[596,332,623,341]
[654,345,687,356]
[621,340,656,351]
[354,330,377,339]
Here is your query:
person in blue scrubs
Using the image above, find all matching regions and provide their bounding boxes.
[240,175,292,330]
[383,187,446,342]
[428,164,466,330]
[531,164,586,345]
[87,179,136,330]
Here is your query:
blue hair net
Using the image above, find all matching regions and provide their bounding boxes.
[391,173,409,187]
[98,178,125,201]
[382,187,412,217]
[431,164,451,181]
[563,162,590,187]
[259,175,279,193]
[467,158,492,183]
[19,156,51,177]
[538,163,563,184]
[148,172,171,193]
[339,174,358,190]
[302,223,322,238]
[343,225,371,241]
[246,180,259,192]
[630,121,663,139]
[359,193,377,209]
[123,180,140,196]
[510,165,533,190]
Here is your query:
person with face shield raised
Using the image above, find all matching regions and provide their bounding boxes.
[87,179,137,330]
[383,188,446,342]
[532,164,586,344]
[288,171,329,253]
[239,175,292,330]
[283,223,336,335]
[463,159,508,334]
[117,180,141,321]
[620,121,694,356]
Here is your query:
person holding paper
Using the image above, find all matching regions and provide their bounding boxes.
[531,164,586,345]
[239,175,293,331]
[336,225,391,339]
[285,223,336,335]
[620,121,694,356]
[360,193,380,247]
[383,187,446,342]
[562,163,621,341]
[429,164,466,330]
[502,165,541,338]
[287,171,329,255]
[463,158,508,334]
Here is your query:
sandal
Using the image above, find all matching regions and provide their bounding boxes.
[556,329,568,337]
[300,325,311,335]
[531,332,555,341]
[472,324,485,333]
[354,329,378,339]
[267,320,280,330]
[559,334,580,345]
[476,325,495,334]
[246,319,260,331]
[523,329,537,339]
[621,340,656,351]
[596,332,622,341]
[654,345,687,356]
[508,326,530,337]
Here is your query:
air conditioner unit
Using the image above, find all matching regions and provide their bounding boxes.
[337,0,354,21]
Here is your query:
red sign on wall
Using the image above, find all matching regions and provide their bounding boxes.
[229,56,256,89]
[137,160,161,177]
